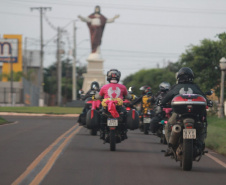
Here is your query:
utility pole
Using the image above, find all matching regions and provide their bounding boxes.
[57,27,62,106]
[72,21,77,100]
[24,37,28,76]
[31,7,51,106]
[10,55,14,106]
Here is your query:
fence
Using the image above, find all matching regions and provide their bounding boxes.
[23,78,40,106]
[0,87,23,105]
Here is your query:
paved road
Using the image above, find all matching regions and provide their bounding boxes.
[0,116,226,185]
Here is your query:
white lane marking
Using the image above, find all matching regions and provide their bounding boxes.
[206,153,226,168]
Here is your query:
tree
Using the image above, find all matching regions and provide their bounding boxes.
[0,71,24,81]
[123,68,176,96]
[178,32,226,98]
[44,58,87,102]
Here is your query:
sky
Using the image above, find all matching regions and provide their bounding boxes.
[1,0,226,80]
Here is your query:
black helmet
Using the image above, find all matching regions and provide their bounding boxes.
[107,69,121,82]
[140,86,152,95]
[159,82,171,92]
[176,67,194,83]
[90,81,100,90]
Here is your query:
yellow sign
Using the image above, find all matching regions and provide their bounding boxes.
[0,39,18,63]
[2,35,22,82]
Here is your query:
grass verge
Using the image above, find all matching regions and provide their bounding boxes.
[0,117,10,125]
[0,106,83,114]
[206,116,226,156]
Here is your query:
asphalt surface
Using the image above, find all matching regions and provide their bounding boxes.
[0,116,226,185]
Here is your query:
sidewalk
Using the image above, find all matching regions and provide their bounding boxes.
[0,112,79,117]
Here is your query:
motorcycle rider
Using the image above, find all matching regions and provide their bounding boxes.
[78,81,100,125]
[131,86,154,114]
[94,69,135,139]
[161,67,211,156]
[149,82,171,134]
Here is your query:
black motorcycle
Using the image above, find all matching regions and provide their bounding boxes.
[87,99,139,151]
[79,90,101,135]
[163,92,212,171]
[155,107,172,144]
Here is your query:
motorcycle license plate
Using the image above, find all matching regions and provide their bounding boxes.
[144,118,151,123]
[183,129,196,139]
[107,119,118,126]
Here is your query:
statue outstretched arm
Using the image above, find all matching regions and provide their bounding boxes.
[106,14,120,23]
[78,15,91,23]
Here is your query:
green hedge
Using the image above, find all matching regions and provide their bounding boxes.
[0,117,9,125]
[0,106,82,114]
[206,116,226,156]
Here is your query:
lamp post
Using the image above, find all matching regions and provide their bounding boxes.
[218,57,226,118]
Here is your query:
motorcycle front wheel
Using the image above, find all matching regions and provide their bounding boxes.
[182,139,193,171]
[110,130,116,151]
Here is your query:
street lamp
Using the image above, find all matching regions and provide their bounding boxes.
[218,57,226,118]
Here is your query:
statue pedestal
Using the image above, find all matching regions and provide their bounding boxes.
[82,54,106,93]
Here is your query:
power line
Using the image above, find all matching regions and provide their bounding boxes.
[43,12,58,31]
[77,47,180,55]
[8,0,226,15]
[116,22,226,29]
[1,10,226,30]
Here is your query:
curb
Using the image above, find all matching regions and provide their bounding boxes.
[0,112,79,117]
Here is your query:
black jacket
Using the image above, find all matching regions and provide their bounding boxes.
[161,82,206,105]
[153,91,168,105]
[82,89,99,101]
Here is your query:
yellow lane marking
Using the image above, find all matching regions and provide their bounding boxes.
[206,153,226,168]
[12,124,80,185]
[30,126,82,185]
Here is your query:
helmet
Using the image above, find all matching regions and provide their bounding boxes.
[140,86,152,95]
[159,82,171,92]
[107,69,121,82]
[176,67,194,83]
[90,81,100,91]
[128,86,135,94]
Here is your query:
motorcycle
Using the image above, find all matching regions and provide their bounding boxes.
[85,98,101,135]
[123,99,135,112]
[139,110,153,135]
[157,107,172,144]
[163,92,212,171]
[87,98,139,151]
[79,90,101,135]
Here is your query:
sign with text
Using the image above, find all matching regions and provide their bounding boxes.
[0,39,18,63]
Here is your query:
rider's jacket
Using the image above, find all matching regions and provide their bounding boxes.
[82,89,97,100]
[161,82,206,105]
[142,95,154,114]
[98,83,128,99]
[132,94,153,114]
[142,95,152,109]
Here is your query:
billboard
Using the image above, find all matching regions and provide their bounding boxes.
[0,39,18,63]
[2,35,22,82]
